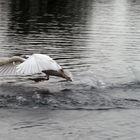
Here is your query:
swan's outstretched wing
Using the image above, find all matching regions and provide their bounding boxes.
[0,58,21,76]
[17,54,62,75]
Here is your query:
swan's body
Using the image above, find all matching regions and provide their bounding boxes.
[0,54,72,81]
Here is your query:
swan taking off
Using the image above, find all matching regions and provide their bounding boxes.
[0,54,72,82]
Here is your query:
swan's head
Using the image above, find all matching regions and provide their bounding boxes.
[60,69,73,81]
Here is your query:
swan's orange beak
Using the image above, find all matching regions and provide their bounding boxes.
[60,69,72,81]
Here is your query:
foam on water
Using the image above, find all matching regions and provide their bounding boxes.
[0,77,140,110]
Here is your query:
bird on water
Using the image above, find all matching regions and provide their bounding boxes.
[0,54,72,82]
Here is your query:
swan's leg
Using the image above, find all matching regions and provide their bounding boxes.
[42,71,49,80]
[28,74,49,82]
[46,74,49,80]
[28,77,46,82]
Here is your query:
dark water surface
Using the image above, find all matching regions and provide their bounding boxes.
[0,0,140,139]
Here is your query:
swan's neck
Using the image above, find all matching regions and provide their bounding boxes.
[43,70,62,77]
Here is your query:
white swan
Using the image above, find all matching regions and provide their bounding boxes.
[0,54,72,82]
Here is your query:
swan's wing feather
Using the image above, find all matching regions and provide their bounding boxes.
[0,63,18,76]
[35,54,61,71]
[17,54,61,75]
[0,56,24,76]
[17,55,41,75]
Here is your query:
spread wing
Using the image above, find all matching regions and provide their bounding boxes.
[0,57,21,76]
[17,54,62,75]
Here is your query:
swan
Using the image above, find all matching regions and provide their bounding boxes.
[0,54,72,82]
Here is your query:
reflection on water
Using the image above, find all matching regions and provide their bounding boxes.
[0,0,140,85]
[0,0,140,91]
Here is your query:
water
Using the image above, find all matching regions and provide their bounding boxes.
[0,0,140,139]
